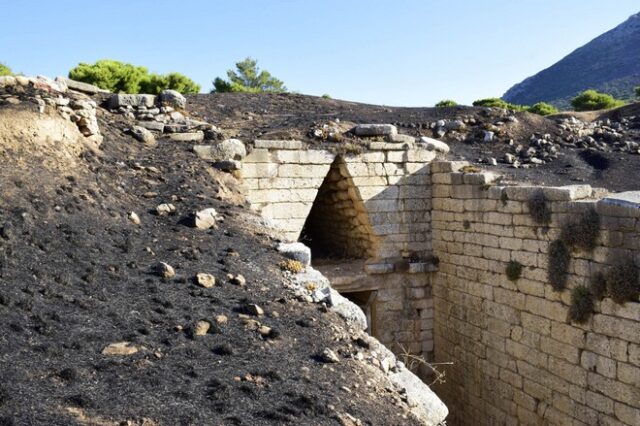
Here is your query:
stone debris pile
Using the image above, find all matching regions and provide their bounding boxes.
[107,90,219,142]
[0,75,103,146]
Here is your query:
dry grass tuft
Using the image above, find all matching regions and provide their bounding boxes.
[279,259,305,274]
[527,190,551,225]
[548,240,570,291]
[505,261,523,282]
[568,285,594,324]
[560,209,600,252]
[606,258,639,304]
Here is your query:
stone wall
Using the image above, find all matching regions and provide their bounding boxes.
[242,140,435,261]
[430,161,640,426]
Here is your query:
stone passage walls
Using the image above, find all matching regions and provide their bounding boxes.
[431,161,640,426]
[299,157,378,259]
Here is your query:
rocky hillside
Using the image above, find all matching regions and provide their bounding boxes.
[0,77,446,425]
[503,12,640,109]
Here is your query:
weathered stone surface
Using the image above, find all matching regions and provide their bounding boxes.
[389,368,449,425]
[102,342,140,356]
[168,131,204,142]
[277,242,311,266]
[386,133,415,144]
[254,140,303,150]
[420,136,450,153]
[196,273,216,288]
[597,191,640,217]
[193,139,246,161]
[157,89,186,109]
[108,94,155,109]
[56,76,109,94]
[137,121,165,133]
[354,124,398,137]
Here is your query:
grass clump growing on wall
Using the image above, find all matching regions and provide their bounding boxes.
[279,259,305,274]
[559,209,600,252]
[605,259,639,304]
[568,285,594,324]
[590,271,607,300]
[505,261,523,282]
[548,240,571,291]
[527,190,551,225]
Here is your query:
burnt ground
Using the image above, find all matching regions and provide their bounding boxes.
[0,97,423,425]
[187,93,640,192]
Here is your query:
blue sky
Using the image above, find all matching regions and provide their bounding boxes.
[1,0,638,106]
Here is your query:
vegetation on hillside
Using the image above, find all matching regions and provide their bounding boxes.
[435,99,457,107]
[69,59,200,94]
[212,57,287,93]
[635,86,640,97]
[472,98,558,116]
[0,63,12,76]
[570,89,625,111]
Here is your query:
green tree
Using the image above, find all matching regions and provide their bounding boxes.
[570,89,625,111]
[472,97,525,111]
[635,86,640,98]
[139,72,200,94]
[212,57,287,93]
[528,102,559,116]
[0,63,12,76]
[69,59,199,94]
[435,99,458,107]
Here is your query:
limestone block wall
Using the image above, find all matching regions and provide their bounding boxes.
[430,161,640,426]
[242,140,436,261]
[300,158,377,258]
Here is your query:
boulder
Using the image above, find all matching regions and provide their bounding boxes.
[386,133,415,144]
[157,90,186,110]
[130,126,156,145]
[213,160,242,172]
[420,136,450,154]
[193,139,247,161]
[354,124,397,137]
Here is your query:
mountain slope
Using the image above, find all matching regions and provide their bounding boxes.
[503,12,640,109]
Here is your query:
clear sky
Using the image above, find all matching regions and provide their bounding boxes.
[1,0,638,106]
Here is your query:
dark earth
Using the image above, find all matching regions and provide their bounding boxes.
[0,91,424,425]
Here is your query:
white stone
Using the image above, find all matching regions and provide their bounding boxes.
[354,124,398,137]
[277,242,312,266]
[420,137,450,153]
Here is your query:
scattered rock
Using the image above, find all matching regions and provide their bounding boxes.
[128,211,141,225]
[168,132,205,143]
[102,342,139,356]
[155,262,175,279]
[194,208,218,229]
[483,131,495,142]
[277,242,311,266]
[156,203,176,215]
[109,94,155,109]
[215,315,228,325]
[228,274,246,286]
[195,273,216,288]
[245,304,264,316]
[386,133,414,144]
[130,126,156,145]
[56,76,109,95]
[420,137,450,154]
[318,348,340,363]
[194,320,211,336]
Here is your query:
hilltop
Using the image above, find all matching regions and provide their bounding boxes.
[503,12,640,108]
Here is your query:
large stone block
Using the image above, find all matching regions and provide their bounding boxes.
[108,94,155,108]
[254,139,304,150]
[353,123,397,136]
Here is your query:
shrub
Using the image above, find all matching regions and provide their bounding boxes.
[559,209,600,251]
[212,57,287,93]
[435,99,457,107]
[0,63,12,77]
[279,259,304,274]
[69,59,199,94]
[527,190,551,225]
[570,90,625,111]
[472,98,527,111]
[590,271,607,300]
[505,261,523,281]
[321,94,332,99]
[548,240,571,291]
[606,259,639,303]
[636,86,640,98]
[528,102,559,116]
[568,285,594,324]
